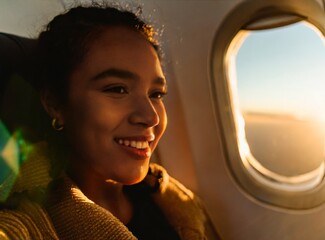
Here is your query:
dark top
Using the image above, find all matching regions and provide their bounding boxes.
[124,182,181,240]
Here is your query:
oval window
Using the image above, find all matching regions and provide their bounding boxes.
[231,21,325,191]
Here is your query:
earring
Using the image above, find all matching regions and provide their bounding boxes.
[52,118,64,131]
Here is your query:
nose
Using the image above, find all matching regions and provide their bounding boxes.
[129,97,160,127]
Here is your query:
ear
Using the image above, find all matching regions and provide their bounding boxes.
[40,90,64,125]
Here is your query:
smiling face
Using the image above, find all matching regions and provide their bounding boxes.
[55,26,167,185]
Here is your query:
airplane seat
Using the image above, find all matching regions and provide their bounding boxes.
[0,33,45,142]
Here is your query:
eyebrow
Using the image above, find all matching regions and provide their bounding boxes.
[92,68,139,81]
[91,68,167,86]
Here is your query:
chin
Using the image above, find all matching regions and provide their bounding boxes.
[122,173,147,186]
[121,165,149,186]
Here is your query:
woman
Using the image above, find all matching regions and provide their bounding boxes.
[0,4,218,240]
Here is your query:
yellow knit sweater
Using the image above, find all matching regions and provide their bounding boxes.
[0,142,218,239]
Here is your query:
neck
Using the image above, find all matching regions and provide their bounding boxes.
[67,161,133,224]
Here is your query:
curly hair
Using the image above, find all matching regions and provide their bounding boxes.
[34,4,160,104]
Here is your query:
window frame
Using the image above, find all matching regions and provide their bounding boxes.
[210,0,325,209]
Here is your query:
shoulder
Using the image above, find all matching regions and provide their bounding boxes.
[148,163,219,240]
[148,163,201,205]
[0,207,41,239]
[0,141,58,239]
[0,197,59,240]
[0,208,31,239]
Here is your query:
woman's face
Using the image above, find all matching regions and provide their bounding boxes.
[58,27,167,185]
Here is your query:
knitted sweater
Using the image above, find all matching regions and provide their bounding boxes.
[0,142,218,239]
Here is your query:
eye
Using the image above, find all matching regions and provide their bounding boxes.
[150,91,167,100]
[103,85,128,94]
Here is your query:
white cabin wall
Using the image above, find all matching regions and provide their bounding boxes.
[0,0,64,37]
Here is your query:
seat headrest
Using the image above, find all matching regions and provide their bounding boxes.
[0,33,36,84]
[0,33,44,142]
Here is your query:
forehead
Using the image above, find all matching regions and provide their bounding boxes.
[78,26,163,78]
[89,26,158,62]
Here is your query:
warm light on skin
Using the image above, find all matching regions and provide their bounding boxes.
[52,26,167,186]
[40,26,168,222]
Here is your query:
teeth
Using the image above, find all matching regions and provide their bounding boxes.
[117,139,149,149]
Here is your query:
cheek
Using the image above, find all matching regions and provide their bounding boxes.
[160,104,168,132]
[64,94,124,127]
[155,103,168,141]
[62,97,125,146]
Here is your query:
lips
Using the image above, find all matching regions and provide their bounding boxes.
[114,135,154,158]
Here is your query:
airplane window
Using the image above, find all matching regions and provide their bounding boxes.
[230,21,325,192]
[210,0,325,210]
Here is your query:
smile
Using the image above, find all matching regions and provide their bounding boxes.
[116,139,150,150]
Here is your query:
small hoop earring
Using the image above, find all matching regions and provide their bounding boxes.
[52,118,64,131]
